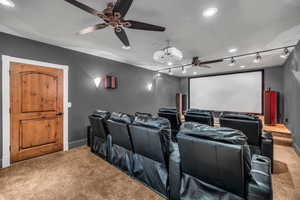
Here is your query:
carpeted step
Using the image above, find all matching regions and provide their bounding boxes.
[273,135,293,146]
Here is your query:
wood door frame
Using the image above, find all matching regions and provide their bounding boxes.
[2,55,69,168]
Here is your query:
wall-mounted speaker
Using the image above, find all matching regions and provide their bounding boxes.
[103,76,117,89]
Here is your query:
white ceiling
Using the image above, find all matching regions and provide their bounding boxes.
[0,0,300,77]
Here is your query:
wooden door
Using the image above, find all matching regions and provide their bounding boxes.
[10,62,64,163]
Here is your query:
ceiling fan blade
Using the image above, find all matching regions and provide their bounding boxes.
[199,59,224,65]
[78,23,108,35]
[64,0,102,17]
[125,20,166,31]
[113,0,133,17]
[114,27,130,47]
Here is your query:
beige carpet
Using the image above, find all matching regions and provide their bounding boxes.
[0,147,163,200]
[1,145,300,200]
[272,144,300,200]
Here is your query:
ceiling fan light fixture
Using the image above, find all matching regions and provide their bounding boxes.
[203,7,218,18]
[0,0,15,7]
[253,53,262,63]
[280,48,289,59]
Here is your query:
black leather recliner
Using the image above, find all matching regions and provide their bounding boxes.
[219,112,273,170]
[106,112,135,175]
[170,122,272,200]
[184,109,214,126]
[158,108,181,141]
[88,110,111,159]
[129,115,172,197]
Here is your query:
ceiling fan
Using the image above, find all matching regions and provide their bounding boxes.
[64,0,166,47]
[189,57,224,68]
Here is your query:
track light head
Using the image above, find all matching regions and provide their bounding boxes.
[254,53,262,63]
[229,57,236,66]
[280,48,290,59]
[182,66,187,74]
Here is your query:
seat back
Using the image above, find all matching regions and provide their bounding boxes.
[177,122,249,198]
[158,108,181,130]
[129,116,171,165]
[185,109,214,126]
[88,110,110,139]
[220,113,262,146]
[106,112,134,151]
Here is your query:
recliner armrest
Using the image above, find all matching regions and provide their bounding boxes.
[247,155,272,200]
[169,142,181,200]
[261,131,273,172]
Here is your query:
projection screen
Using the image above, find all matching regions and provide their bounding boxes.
[189,71,262,113]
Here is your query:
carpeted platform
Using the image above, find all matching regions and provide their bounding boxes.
[0,147,163,200]
[1,145,300,200]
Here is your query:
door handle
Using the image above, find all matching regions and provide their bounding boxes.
[56,112,64,116]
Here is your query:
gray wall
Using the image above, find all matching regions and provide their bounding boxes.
[283,41,300,156]
[0,32,180,162]
[264,66,284,122]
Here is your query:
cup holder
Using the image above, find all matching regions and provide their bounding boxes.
[256,158,267,163]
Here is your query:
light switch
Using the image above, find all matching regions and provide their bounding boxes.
[67,102,72,108]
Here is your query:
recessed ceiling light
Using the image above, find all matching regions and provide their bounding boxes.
[0,0,15,7]
[229,48,238,53]
[167,62,173,66]
[193,71,198,75]
[122,46,131,50]
[240,65,246,68]
[203,7,218,18]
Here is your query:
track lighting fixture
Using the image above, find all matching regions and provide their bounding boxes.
[154,44,296,75]
[280,48,289,59]
[168,68,173,75]
[229,57,236,66]
[182,66,187,74]
[253,53,262,63]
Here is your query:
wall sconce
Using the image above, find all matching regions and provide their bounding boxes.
[94,77,101,88]
[147,83,153,91]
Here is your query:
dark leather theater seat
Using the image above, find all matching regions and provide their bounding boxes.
[170,122,272,200]
[129,115,172,197]
[219,112,273,170]
[184,109,214,126]
[106,112,135,175]
[158,108,181,141]
[88,110,111,159]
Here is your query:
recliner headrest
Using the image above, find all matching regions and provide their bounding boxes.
[179,122,248,145]
[158,108,178,114]
[135,112,153,117]
[133,115,170,129]
[186,109,212,116]
[109,112,133,124]
[92,110,111,119]
[221,112,259,121]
